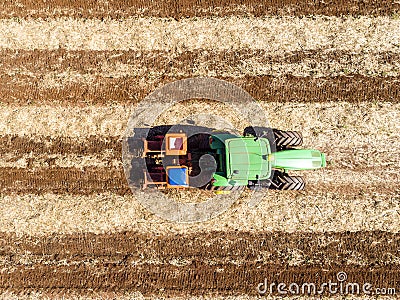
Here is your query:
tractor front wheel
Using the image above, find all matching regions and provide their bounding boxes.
[273,129,303,148]
[270,173,305,190]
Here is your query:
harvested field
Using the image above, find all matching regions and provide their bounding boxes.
[0,1,399,299]
[1,101,399,136]
[0,187,399,235]
[0,17,400,52]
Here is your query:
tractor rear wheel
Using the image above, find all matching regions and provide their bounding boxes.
[273,129,303,148]
[270,173,305,190]
[243,126,271,138]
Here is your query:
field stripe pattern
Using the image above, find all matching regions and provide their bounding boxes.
[0,0,399,298]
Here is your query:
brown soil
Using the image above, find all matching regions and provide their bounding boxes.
[1,231,399,266]
[0,166,129,195]
[0,165,398,195]
[1,49,399,106]
[0,231,399,295]
[0,135,121,157]
[0,264,398,296]
[1,75,400,105]
[0,0,398,18]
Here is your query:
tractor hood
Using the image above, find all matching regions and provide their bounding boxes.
[270,149,326,171]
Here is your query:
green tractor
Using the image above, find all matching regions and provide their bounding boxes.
[127,125,326,192]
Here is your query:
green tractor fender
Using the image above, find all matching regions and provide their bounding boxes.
[211,173,248,187]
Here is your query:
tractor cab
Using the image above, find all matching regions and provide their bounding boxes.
[209,134,272,187]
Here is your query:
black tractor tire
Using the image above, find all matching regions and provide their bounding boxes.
[270,173,305,190]
[243,126,272,138]
[206,184,245,192]
[273,129,303,148]
[248,179,271,190]
[187,133,212,151]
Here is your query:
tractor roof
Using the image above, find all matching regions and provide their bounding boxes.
[225,137,271,181]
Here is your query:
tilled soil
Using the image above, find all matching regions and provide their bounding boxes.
[1,75,399,105]
[1,264,399,296]
[0,232,399,296]
[1,231,399,265]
